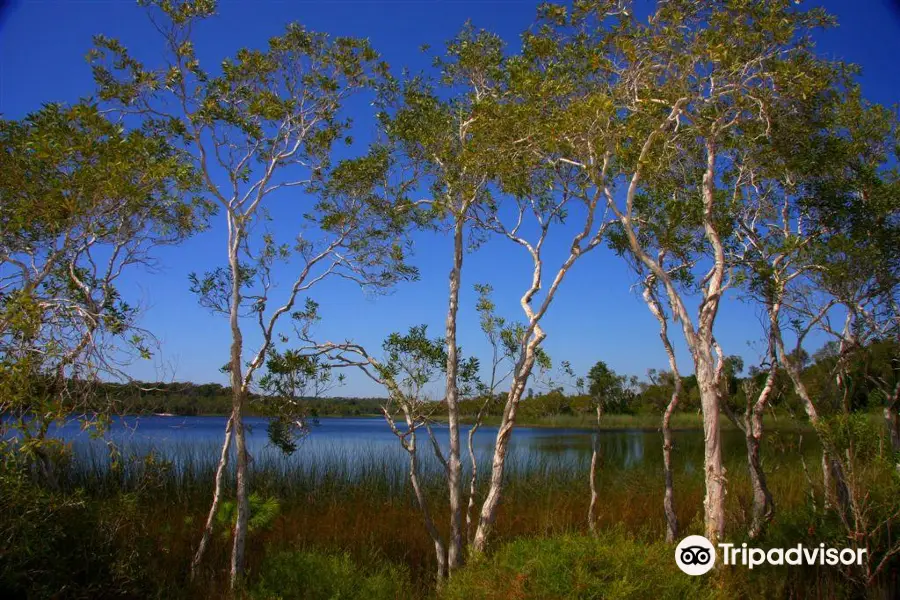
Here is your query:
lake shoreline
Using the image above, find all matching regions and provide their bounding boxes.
[118,411,818,434]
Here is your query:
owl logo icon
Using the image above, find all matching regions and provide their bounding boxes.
[675,535,716,575]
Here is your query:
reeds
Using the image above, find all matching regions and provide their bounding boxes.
[9,422,893,597]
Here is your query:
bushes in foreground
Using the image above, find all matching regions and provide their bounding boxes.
[442,531,712,600]
[249,551,412,600]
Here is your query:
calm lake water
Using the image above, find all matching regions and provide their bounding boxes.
[49,415,820,480]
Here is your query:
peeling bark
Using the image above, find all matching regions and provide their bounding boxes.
[227,224,249,590]
[744,425,774,539]
[697,354,727,544]
[609,128,728,545]
[661,399,679,543]
[230,398,249,588]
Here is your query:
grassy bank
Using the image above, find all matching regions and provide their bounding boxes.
[1,423,897,598]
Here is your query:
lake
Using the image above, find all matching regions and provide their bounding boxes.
[48,415,819,482]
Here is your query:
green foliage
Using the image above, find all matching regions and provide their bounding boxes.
[815,412,885,462]
[249,550,412,600]
[216,493,281,539]
[442,531,712,600]
[0,101,207,467]
[259,349,341,454]
[379,325,480,399]
[586,361,638,415]
[0,461,164,598]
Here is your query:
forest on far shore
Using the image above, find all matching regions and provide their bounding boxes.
[100,338,897,426]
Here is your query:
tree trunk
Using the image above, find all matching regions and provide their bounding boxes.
[885,403,900,455]
[408,434,448,582]
[227,224,249,591]
[744,426,773,539]
[465,423,479,544]
[191,416,234,579]
[696,137,727,545]
[230,391,249,589]
[696,352,726,544]
[643,282,681,543]
[744,327,778,539]
[662,390,679,543]
[775,331,851,520]
[588,405,602,534]
[444,216,465,571]
[744,382,775,538]
[471,353,536,553]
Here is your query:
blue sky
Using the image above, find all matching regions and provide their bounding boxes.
[2,1,899,396]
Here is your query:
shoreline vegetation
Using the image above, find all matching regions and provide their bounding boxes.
[98,380,826,432]
[141,407,819,433]
[3,416,894,599]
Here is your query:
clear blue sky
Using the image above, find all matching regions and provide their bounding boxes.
[2,1,899,396]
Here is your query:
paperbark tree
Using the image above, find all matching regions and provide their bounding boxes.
[465,284,520,543]
[299,323,480,584]
[371,327,455,582]
[470,168,612,553]
[377,25,504,569]
[641,274,683,542]
[0,102,205,483]
[745,90,900,582]
[90,0,414,585]
[525,0,842,543]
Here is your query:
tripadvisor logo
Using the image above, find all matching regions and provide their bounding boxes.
[675,535,868,576]
[675,535,716,575]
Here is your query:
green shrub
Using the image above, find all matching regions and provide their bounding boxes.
[249,550,412,600]
[0,464,164,598]
[216,493,281,539]
[442,530,712,600]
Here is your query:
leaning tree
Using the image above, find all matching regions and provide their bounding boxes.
[90,0,416,585]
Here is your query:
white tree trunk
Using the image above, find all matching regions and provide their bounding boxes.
[191,416,233,578]
[444,217,465,571]
[407,432,448,581]
[465,423,480,544]
[471,352,536,553]
[588,405,601,534]
[662,391,680,543]
[230,396,249,588]
[643,282,680,542]
[695,351,727,544]
[227,223,249,590]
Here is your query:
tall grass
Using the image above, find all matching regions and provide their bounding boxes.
[3,420,895,598]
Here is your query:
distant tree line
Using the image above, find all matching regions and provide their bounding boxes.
[83,380,387,418]
[83,337,896,425]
